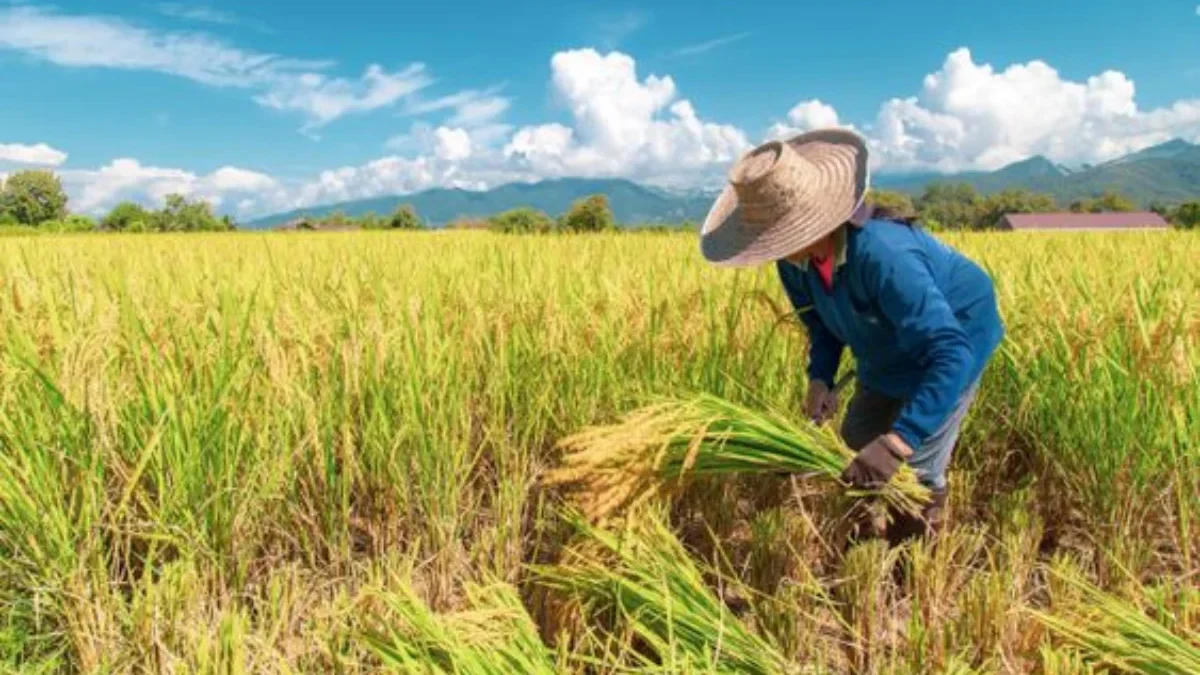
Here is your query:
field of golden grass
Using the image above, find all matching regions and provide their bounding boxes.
[0,229,1196,673]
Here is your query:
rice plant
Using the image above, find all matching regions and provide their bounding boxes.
[532,507,794,675]
[545,392,930,522]
[363,580,560,674]
[1033,566,1200,675]
[0,229,1193,672]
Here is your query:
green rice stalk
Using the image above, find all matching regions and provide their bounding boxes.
[362,580,559,674]
[532,507,792,674]
[545,392,929,522]
[1032,568,1200,675]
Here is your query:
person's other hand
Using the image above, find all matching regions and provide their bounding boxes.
[840,434,913,489]
[805,380,839,424]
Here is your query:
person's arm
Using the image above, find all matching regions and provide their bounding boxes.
[776,262,845,388]
[860,250,974,450]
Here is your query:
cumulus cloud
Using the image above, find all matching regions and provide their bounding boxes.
[766,100,849,140]
[821,47,1200,172]
[61,159,277,214]
[42,46,1200,221]
[256,47,1199,214]
[503,49,749,186]
[0,6,429,130]
[0,142,68,166]
[433,128,472,161]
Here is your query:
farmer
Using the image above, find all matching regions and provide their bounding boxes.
[698,129,1005,546]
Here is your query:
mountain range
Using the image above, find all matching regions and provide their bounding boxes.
[247,139,1199,229]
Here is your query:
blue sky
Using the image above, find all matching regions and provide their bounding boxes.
[1,0,1198,217]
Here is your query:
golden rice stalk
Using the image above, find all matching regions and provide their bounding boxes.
[545,392,929,522]
[1033,566,1200,675]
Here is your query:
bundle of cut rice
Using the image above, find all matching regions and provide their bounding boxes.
[532,509,791,675]
[545,393,930,522]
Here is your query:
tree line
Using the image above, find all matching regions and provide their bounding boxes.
[0,169,234,232]
[870,184,1198,230]
[285,194,623,233]
[2,168,1198,233]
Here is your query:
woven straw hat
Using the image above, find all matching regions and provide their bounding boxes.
[700,128,870,267]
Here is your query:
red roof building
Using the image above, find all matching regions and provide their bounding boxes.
[998,212,1169,231]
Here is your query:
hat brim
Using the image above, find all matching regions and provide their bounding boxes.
[700,128,870,268]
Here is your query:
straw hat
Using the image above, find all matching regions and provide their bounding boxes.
[700,128,870,267]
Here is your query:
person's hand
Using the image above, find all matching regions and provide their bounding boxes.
[805,380,839,424]
[840,434,913,489]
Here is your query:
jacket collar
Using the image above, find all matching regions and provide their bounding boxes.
[790,201,872,271]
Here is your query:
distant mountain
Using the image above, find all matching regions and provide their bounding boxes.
[875,139,1200,205]
[245,139,1199,229]
[247,178,717,229]
[1103,138,1194,165]
[874,156,1071,195]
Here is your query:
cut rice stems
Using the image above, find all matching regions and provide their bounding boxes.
[545,392,930,522]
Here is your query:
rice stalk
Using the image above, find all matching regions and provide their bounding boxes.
[545,392,930,522]
[1032,567,1200,675]
[532,507,795,675]
[362,579,559,674]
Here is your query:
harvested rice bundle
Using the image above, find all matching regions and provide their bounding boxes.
[545,392,929,522]
[533,509,791,675]
[363,580,560,674]
[1033,568,1200,675]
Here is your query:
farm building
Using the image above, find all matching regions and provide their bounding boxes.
[998,212,1169,231]
[273,218,361,232]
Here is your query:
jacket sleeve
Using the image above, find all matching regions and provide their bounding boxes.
[859,248,974,449]
[776,262,844,388]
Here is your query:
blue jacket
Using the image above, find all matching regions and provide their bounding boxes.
[777,218,1005,450]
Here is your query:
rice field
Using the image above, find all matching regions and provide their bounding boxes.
[0,229,1196,674]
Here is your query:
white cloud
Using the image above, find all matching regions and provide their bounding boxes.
[0,142,68,166]
[404,87,511,128]
[0,6,429,130]
[766,100,849,140]
[40,46,1200,221]
[205,166,279,192]
[503,49,748,186]
[253,63,431,132]
[155,4,238,26]
[61,159,276,214]
[449,96,510,127]
[670,32,751,58]
[593,9,650,49]
[433,128,472,161]
[851,47,1200,172]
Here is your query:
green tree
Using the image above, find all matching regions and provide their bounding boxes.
[0,170,69,226]
[54,214,97,232]
[488,207,554,234]
[101,201,151,231]
[150,194,224,232]
[388,204,423,229]
[1170,202,1200,230]
[1069,190,1136,213]
[976,189,1058,230]
[358,211,385,230]
[868,189,917,219]
[914,183,981,230]
[323,210,354,228]
[559,194,615,233]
